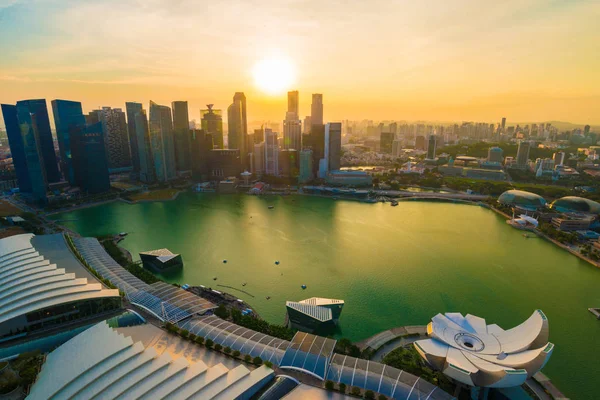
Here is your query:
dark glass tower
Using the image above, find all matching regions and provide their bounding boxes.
[51,99,86,184]
[201,105,224,149]
[16,99,61,184]
[134,110,156,183]
[125,102,143,174]
[149,101,176,182]
[1,104,31,192]
[70,121,110,194]
[172,101,191,172]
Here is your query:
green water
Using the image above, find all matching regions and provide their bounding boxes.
[50,192,600,399]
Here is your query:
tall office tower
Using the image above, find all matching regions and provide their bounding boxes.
[516,141,531,168]
[299,149,313,183]
[415,135,426,151]
[227,93,248,169]
[488,147,504,163]
[149,101,176,182]
[125,102,143,174]
[501,117,506,132]
[283,112,302,150]
[97,107,131,170]
[190,129,213,181]
[134,109,155,183]
[327,122,342,172]
[288,90,299,116]
[309,124,325,176]
[426,135,437,160]
[2,104,31,192]
[201,104,224,149]
[303,116,312,135]
[264,129,279,176]
[18,100,61,184]
[51,100,86,185]
[553,151,565,167]
[253,128,264,144]
[311,94,323,128]
[584,125,591,135]
[392,140,402,157]
[253,142,265,175]
[389,122,398,135]
[380,131,394,154]
[71,121,111,194]
[171,101,191,172]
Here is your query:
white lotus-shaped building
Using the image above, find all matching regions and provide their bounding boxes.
[414,310,554,388]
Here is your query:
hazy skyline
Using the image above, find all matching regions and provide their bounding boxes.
[1,0,599,125]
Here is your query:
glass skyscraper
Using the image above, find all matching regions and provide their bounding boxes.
[71,122,111,194]
[149,101,176,182]
[134,109,155,183]
[1,104,31,193]
[51,99,86,185]
[125,102,143,174]
[171,101,191,172]
[201,105,224,149]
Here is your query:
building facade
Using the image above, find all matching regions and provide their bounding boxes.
[427,135,437,160]
[299,149,313,183]
[125,102,143,174]
[209,149,241,179]
[133,110,155,183]
[73,122,111,194]
[201,104,224,149]
[264,129,279,176]
[149,101,177,182]
[51,100,86,185]
[190,129,213,181]
[171,101,191,172]
[227,93,248,169]
[96,107,131,170]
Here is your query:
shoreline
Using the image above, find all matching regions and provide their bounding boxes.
[120,189,183,204]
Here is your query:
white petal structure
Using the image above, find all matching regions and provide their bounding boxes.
[414,310,554,388]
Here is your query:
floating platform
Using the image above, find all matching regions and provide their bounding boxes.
[588,308,600,319]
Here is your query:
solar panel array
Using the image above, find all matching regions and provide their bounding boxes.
[285,301,332,322]
[279,332,337,380]
[326,354,454,400]
[72,237,215,323]
[178,316,289,364]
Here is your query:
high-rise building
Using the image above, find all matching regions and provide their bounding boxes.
[299,149,313,183]
[488,147,504,163]
[426,135,437,160]
[201,105,224,149]
[283,112,302,150]
[501,117,506,131]
[389,122,398,135]
[311,94,323,128]
[415,135,426,151]
[227,93,248,169]
[392,140,403,158]
[584,125,591,135]
[278,149,298,177]
[209,149,241,179]
[1,104,31,192]
[516,141,531,168]
[149,101,176,182]
[264,129,279,176]
[309,124,325,176]
[133,109,155,183]
[51,100,86,185]
[327,122,342,172]
[253,142,265,175]
[380,131,394,154]
[288,90,299,115]
[125,102,143,174]
[171,101,191,172]
[190,129,213,181]
[303,116,312,135]
[72,121,111,194]
[553,151,565,167]
[253,128,264,144]
[96,107,131,170]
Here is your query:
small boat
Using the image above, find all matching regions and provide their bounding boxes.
[223,259,227,263]
[301,284,307,289]
[266,296,271,300]
[391,200,399,206]
[268,205,274,209]
[119,232,128,236]
[242,282,247,287]
[213,277,217,281]
[275,260,280,265]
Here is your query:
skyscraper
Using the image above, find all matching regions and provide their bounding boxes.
[501,117,506,132]
[516,141,531,168]
[201,105,224,149]
[253,142,265,175]
[311,94,323,128]
[97,107,131,170]
[51,100,86,185]
[427,135,437,160]
[288,90,299,116]
[299,149,313,183]
[2,104,31,193]
[172,101,191,171]
[71,121,111,194]
[325,122,341,173]
[380,131,394,154]
[283,112,302,150]
[134,109,155,183]
[415,135,426,151]
[190,129,213,181]
[227,93,247,169]
[264,129,279,176]
[125,102,143,174]
[17,99,61,184]
[149,101,176,182]
[303,116,312,135]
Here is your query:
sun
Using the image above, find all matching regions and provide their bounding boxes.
[252,57,296,95]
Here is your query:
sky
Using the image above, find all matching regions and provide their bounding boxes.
[1,0,599,127]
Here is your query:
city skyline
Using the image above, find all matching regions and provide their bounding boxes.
[1,0,599,124]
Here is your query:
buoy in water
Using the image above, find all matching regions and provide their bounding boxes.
[223,259,227,263]
[275,260,280,265]
[301,284,307,289]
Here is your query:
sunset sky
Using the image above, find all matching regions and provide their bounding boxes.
[1,0,599,126]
